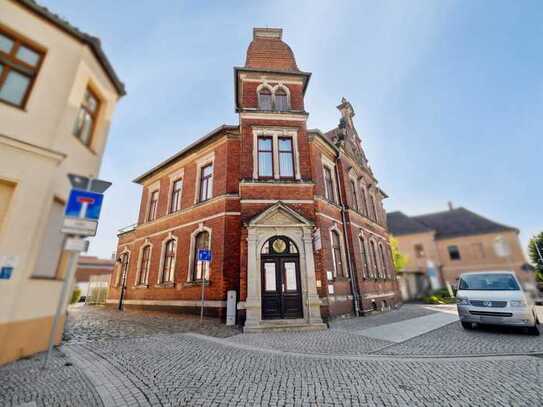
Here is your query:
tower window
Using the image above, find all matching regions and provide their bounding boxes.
[274,87,289,111]
[258,87,272,111]
[147,190,159,221]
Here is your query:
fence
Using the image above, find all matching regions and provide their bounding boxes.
[85,274,111,305]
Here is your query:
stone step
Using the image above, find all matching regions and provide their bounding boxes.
[244,321,327,333]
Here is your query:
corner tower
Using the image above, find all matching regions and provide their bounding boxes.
[235,29,324,332]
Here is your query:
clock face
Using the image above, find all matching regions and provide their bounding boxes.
[272,239,287,253]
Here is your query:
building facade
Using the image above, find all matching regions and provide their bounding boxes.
[388,206,535,300]
[0,0,124,364]
[109,28,400,332]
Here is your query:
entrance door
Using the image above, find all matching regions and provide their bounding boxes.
[261,237,303,320]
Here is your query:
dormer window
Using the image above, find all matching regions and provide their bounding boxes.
[275,87,288,111]
[258,87,272,111]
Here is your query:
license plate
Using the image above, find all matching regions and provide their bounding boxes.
[480,316,503,324]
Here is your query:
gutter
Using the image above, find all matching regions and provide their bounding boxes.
[333,151,361,316]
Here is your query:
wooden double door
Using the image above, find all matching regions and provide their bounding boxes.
[261,256,303,320]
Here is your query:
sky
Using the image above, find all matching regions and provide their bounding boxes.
[41,0,543,259]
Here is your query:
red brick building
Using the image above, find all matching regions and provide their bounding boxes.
[108,28,401,331]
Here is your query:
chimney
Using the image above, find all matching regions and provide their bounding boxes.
[253,28,282,40]
[448,201,454,211]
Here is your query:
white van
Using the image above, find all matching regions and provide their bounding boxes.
[456,271,539,335]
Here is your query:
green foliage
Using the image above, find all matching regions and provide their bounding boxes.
[70,287,81,304]
[421,294,456,305]
[390,236,409,272]
[528,232,543,282]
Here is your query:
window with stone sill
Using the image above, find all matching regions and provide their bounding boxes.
[199,163,213,202]
[258,87,272,111]
[138,245,151,285]
[350,179,359,212]
[159,239,176,284]
[147,190,159,222]
[331,230,344,277]
[323,166,336,204]
[73,87,100,148]
[192,231,210,281]
[0,28,44,108]
[170,179,183,213]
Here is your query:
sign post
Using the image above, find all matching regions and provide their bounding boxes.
[197,249,211,323]
[42,174,110,370]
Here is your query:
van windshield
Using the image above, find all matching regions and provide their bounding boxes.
[458,274,520,291]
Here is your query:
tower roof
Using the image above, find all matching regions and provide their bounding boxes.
[245,28,300,72]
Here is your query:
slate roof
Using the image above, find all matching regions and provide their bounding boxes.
[387,211,434,236]
[16,0,126,96]
[245,28,300,72]
[387,207,518,239]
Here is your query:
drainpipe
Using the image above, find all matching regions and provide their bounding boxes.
[334,153,361,316]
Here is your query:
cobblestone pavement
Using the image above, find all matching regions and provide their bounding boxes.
[330,303,442,332]
[0,348,103,407]
[63,305,240,343]
[375,320,543,356]
[66,333,543,406]
[227,330,394,355]
[3,304,543,406]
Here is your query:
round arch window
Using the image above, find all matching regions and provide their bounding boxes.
[261,236,298,255]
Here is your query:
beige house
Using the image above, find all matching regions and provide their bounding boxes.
[0,0,124,364]
[388,206,535,300]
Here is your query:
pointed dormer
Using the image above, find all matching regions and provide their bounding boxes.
[326,97,369,168]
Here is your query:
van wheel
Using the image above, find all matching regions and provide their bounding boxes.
[528,325,540,336]
[461,321,474,330]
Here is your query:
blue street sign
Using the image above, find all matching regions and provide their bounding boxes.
[0,266,13,280]
[65,189,104,220]
[198,249,212,262]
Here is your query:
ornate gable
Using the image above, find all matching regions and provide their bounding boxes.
[248,202,313,227]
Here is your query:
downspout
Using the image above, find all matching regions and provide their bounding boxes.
[334,152,361,316]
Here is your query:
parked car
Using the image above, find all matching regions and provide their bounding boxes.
[456,271,539,335]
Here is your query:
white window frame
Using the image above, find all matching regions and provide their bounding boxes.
[187,224,213,282]
[329,224,349,278]
[194,152,215,204]
[321,155,338,204]
[157,233,178,285]
[135,240,152,287]
[167,168,184,214]
[145,181,160,222]
[252,127,300,180]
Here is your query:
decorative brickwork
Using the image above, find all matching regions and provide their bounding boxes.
[108,28,401,328]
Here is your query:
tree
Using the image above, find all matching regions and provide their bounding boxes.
[528,232,543,282]
[390,236,408,272]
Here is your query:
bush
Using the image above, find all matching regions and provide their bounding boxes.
[70,287,81,304]
[421,294,456,305]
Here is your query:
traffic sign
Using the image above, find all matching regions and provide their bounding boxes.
[65,189,104,220]
[198,249,212,262]
[61,218,98,236]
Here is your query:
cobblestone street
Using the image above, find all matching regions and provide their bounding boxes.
[1,304,543,406]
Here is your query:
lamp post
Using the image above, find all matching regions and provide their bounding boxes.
[117,256,128,311]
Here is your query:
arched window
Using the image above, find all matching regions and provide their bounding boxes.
[193,231,210,281]
[138,245,151,285]
[258,87,272,111]
[369,193,377,221]
[331,230,344,277]
[160,239,176,283]
[359,236,369,279]
[360,185,368,216]
[379,243,388,279]
[369,240,378,279]
[274,87,289,111]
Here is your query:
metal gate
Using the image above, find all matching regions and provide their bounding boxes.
[85,274,111,305]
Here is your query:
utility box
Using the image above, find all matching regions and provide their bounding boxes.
[226,290,236,326]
